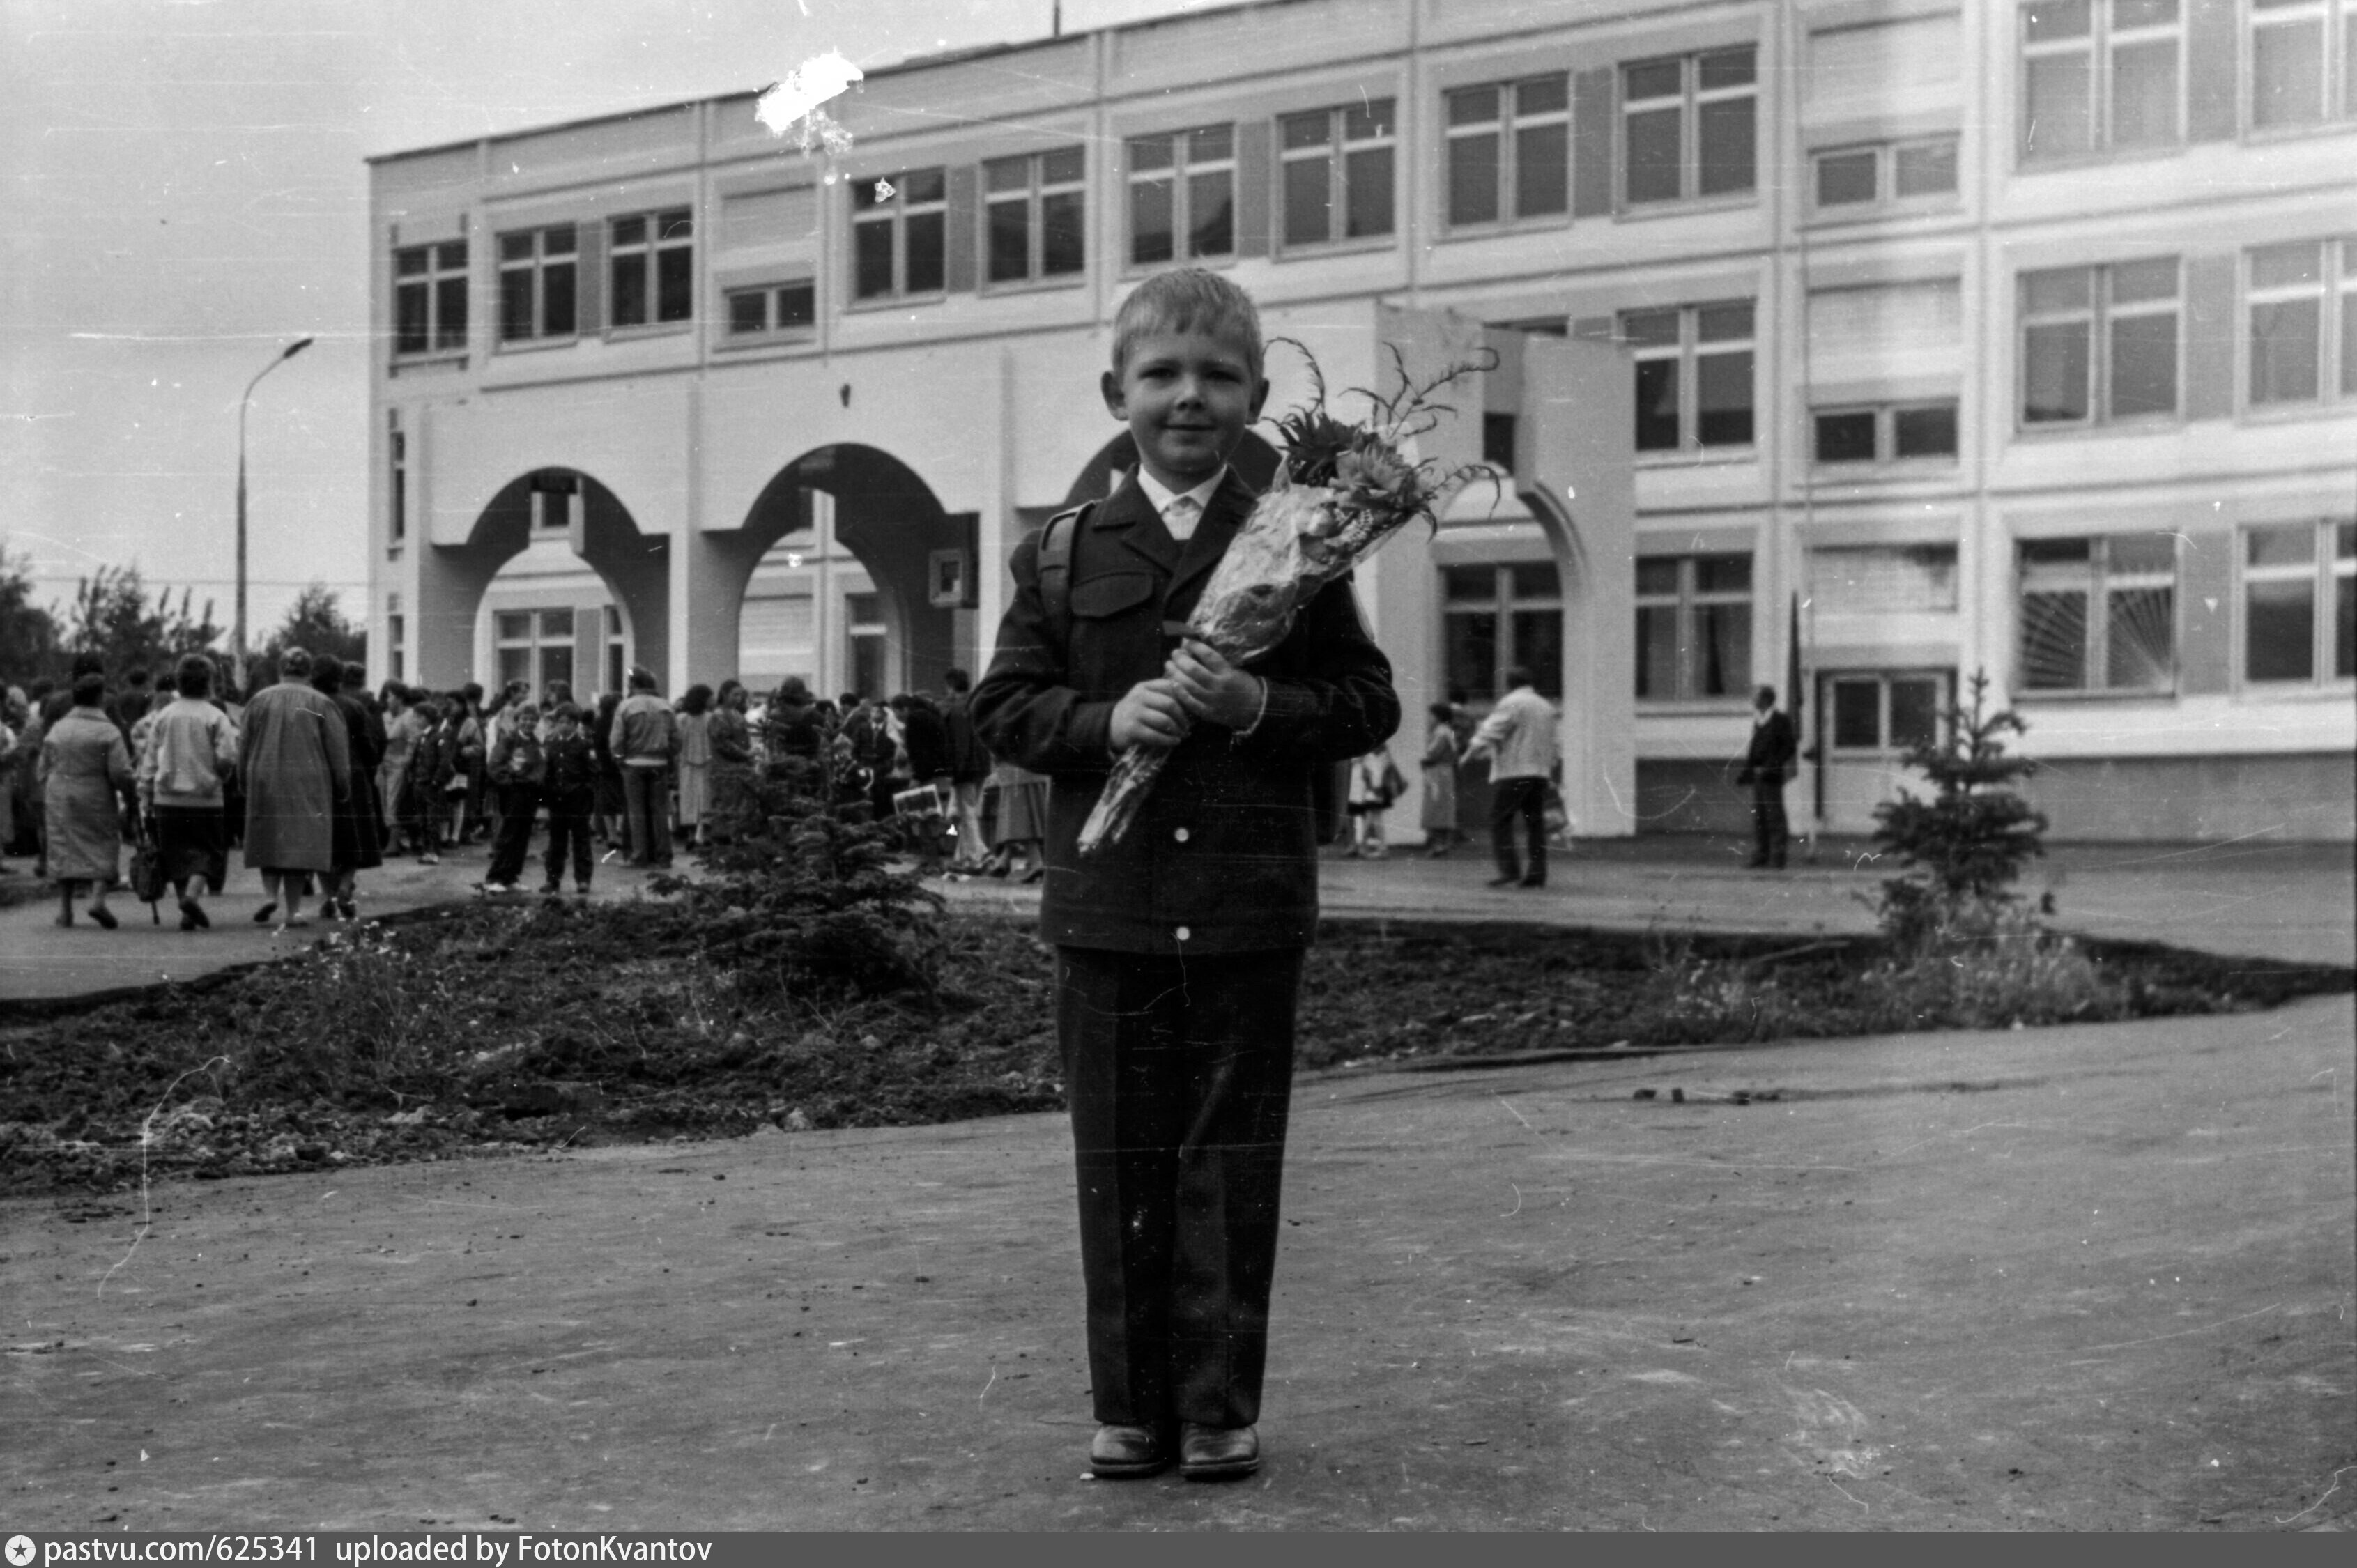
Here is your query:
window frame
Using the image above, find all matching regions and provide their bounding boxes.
[2245,0,2357,132]
[392,239,468,360]
[2245,236,2357,410]
[1808,134,1961,215]
[1810,399,1963,466]
[1277,97,1399,254]
[2018,0,2186,166]
[607,208,695,331]
[2238,518,2357,686]
[2013,532,2181,695]
[2018,258,2183,430]
[1441,73,1572,234]
[1634,551,1755,705]
[1620,45,1759,208]
[1441,560,1566,704]
[496,223,578,347]
[1126,123,1237,269]
[493,606,578,696]
[849,169,949,304]
[1622,300,1758,459]
[983,146,1089,290]
[721,277,819,344]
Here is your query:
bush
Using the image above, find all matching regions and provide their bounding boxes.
[1871,670,2050,953]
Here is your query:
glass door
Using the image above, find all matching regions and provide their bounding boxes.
[1815,669,1949,836]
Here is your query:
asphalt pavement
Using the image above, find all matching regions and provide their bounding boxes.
[3,829,2351,1530]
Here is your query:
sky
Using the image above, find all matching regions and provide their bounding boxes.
[0,0,1212,642]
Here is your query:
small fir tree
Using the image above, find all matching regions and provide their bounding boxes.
[1871,669,2050,951]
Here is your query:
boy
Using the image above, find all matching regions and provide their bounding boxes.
[972,268,1399,1482]
[539,702,598,897]
[480,702,544,894]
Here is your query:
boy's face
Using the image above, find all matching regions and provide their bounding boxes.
[1101,328,1268,493]
[555,715,579,739]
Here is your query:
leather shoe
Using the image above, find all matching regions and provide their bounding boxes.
[1178,1422,1259,1481]
[1484,875,1520,889]
[1089,1423,1171,1479]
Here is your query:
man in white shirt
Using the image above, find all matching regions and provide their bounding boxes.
[1464,665,1559,889]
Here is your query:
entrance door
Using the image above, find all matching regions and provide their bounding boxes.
[1814,670,1950,836]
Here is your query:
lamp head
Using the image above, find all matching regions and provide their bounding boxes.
[283,337,314,360]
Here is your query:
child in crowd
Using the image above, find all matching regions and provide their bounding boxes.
[479,702,544,893]
[970,268,1399,1482]
[404,699,455,863]
[539,702,598,898]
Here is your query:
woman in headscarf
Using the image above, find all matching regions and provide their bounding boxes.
[705,679,755,845]
[38,670,132,928]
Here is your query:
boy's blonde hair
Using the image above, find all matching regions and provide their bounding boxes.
[1110,268,1264,381]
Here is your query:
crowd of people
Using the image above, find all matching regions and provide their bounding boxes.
[0,651,1058,930]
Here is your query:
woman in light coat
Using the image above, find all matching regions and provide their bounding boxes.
[1419,701,1461,857]
[240,646,351,931]
[38,671,132,928]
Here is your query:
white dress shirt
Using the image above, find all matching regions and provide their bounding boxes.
[1133,466,1227,541]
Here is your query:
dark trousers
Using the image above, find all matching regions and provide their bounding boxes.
[622,766,671,866]
[1750,777,1790,868]
[486,783,539,886]
[1489,775,1549,885]
[1055,945,1303,1431]
[543,798,594,889]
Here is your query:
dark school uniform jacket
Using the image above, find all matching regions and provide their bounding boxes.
[540,732,599,808]
[971,468,1399,955]
[1741,709,1797,784]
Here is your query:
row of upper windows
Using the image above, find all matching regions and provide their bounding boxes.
[1604,238,2356,465]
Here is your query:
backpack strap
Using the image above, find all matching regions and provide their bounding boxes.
[1035,500,1095,646]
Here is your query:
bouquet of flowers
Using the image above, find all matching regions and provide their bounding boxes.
[1078,340,1496,855]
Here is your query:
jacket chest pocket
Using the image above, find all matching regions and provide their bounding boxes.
[1068,571,1162,689]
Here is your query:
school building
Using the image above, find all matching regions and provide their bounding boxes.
[366,0,2357,843]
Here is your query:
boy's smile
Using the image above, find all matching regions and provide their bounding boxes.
[1101,329,1268,493]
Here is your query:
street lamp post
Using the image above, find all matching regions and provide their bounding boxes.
[234,335,314,693]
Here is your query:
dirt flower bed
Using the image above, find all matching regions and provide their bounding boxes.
[1,900,2345,1197]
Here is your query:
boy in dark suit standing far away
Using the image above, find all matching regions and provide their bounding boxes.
[972,269,1399,1482]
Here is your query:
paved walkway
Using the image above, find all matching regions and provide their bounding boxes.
[9,831,2346,1005]
[3,829,2350,1530]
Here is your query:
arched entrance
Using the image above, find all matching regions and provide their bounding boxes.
[694,443,972,701]
[412,467,666,694]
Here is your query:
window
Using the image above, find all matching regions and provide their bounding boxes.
[2248,238,2357,406]
[724,279,817,339]
[392,240,467,356]
[386,606,404,684]
[847,592,889,698]
[2243,520,2357,682]
[1635,553,1751,701]
[1622,46,1757,206]
[2016,533,2178,691]
[2019,1,2183,162]
[1128,125,1234,266]
[529,471,575,533]
[1443,562,1563,702]
[388,420,406,544]
[494,608,576,695]
[1827,672,1947,753]
[1811,136,1959,210]
[2250,0,2356,129]
[1623,301,1756,453]
[608,209,693,328]
[1444,75,1569,229]
[1280,98,1396,249]
[985,148,1087,285]
[2020,259,2180,426]
[497,224,576,343]
[852,169,946,300]
[1813,401,1960,463]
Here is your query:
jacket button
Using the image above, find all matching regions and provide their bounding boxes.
[1174,925,1191,942]
[1174,827,1190,843]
